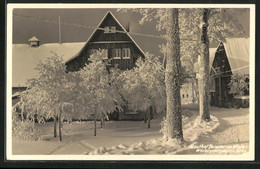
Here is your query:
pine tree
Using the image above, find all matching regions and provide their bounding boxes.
[164,8,183,143]
[198,8,211,122]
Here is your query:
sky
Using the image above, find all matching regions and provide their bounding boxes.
[12,8,250,56]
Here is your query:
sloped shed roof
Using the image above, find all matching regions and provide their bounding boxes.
[223,38,249,75]
[12,42,85,87]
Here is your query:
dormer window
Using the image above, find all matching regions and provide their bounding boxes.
[104,26,116,33]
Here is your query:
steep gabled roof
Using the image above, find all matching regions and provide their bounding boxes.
[65,11,146,63]
[222,38,249,75]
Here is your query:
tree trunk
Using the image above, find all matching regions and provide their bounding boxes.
[100,113,105,128]
[195,79,200,103]
[164,8,183,143]
[54,116,57,137]
[148,118,150,129]
[94,113,97,136]
[144,112,147,123]
[21,109,24,122]
[58,113,62,141]
[199,8,211,122]
[147,107,152,129]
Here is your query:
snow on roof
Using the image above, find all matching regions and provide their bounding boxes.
[28,36,40,42]
[209,48,217,66]
[12,42,85,87]
[12,92,21,98]
[223,38,249,75]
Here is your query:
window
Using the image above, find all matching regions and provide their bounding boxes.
[89,49,108,59]
[104,26,116,33]
[122,48,131,59]
[104,26,110,33]
[114,49,121,59]
[111,26,116,33]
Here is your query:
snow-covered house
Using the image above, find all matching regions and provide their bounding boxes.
[12,42,85,106]
[209,38,249,108]
[12,11,147,121]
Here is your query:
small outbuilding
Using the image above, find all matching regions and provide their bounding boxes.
[209,38,249,108]
[28,36,40,47]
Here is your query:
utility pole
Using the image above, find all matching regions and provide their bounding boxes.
[59,16,62,44]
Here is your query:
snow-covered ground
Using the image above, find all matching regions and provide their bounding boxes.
[177,106,249,155]
[12,104,249,155]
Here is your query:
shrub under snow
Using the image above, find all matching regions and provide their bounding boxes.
[12,119,40,141]
[84,114,219,155]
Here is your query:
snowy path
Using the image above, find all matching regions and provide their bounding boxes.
[177,107,249,154]
[50,140,97,155]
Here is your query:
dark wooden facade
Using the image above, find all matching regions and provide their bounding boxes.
[65,12,145,72]
[65,11,146,120]
[209,39,249,108]
[210,42,233,107]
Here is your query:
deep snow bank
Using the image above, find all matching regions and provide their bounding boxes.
[84,115,219,155]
